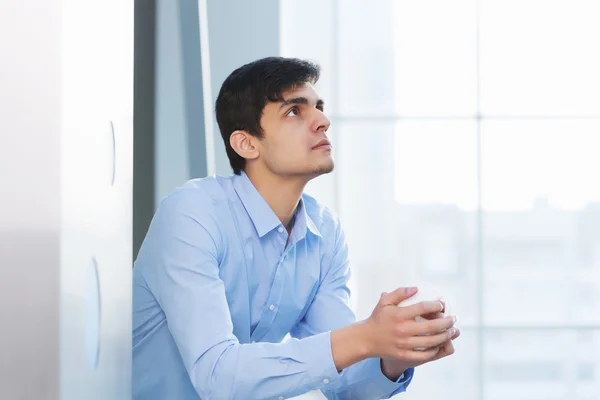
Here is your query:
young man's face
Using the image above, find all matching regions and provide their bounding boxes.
[255,82,333,179]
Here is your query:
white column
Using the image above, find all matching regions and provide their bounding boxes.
[0,0,134,398]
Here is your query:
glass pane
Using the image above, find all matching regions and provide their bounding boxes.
[484,330,600,400]
[481,120,600,326]
[395,120,479,326]
[336,121,479,327]
[480,0,600,116]
[402,329,479,400]
[279,0,335,107]
[395,120,478,210]
[337,0,397,116]
[336,121,400,318]
[393,0,478,117]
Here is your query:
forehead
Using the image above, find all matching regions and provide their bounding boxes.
[280,81,320,101]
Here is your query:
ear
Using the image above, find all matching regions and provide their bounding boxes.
[230,130,259,160]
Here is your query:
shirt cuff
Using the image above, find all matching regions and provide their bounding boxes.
[362,358,414,398]
[297,331,342,391]
[391,364,414,385]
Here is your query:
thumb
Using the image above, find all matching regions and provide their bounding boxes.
[380,287,418,306]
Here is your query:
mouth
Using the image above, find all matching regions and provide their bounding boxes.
[312,139,332,150]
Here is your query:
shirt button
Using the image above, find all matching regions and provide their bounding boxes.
[323,379,329,384]
[278,397,284,400]
[277,227,284,233]
[252,340,256,343]
[269,304,275,311]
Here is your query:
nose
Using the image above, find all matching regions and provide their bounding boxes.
[312,109,331,133]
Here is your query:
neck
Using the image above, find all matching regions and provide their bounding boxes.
[244,168,308,229]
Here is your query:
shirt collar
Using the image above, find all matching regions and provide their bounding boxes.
[296,196,322,238]
[233,172,280,237]
[232,172,321,238]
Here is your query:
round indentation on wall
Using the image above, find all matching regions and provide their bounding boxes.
[109,121,116,186]
[85,257,102,370]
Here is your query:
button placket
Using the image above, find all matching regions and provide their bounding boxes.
[249,250,288,342]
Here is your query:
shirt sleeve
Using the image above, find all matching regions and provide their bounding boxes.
[290,217,414,400]
[139,190,346,400]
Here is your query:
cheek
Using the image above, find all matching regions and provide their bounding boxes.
[262,122,312,163]
[270,142,306,165]
[272,131,308,157]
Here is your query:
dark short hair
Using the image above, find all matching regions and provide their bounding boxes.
[215,57,321,175]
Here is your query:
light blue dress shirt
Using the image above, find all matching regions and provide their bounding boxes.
[132,172,414,399]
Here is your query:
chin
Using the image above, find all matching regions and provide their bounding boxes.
[311,161,335,177]
[278,159,334,180]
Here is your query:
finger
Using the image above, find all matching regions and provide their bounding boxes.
[408,327,456,350]
[431,328,460,361]
[432,339,455,361]
[451,327,461,340]
[423,299,447,315]
[420,311,445,321]
[396,346,440,364]
[405,315,456,335]
[380,287,418,306]
[399,300,445,320]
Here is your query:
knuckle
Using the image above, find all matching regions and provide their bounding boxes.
[396,337,409,349]
[395,310,407,322]
[395,324,407,336]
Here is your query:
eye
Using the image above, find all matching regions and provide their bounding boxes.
[287,107,300,117]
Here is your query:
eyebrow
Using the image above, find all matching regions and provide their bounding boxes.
[279,97,325,110]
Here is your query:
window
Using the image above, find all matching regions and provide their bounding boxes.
[281,0,600,398]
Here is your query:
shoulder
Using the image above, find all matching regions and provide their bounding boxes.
[152,175,235,238]
[157,175,231,213]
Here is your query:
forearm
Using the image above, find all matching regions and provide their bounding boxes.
[326,322,414,400]
[193,321,406,400]
[330,321,372,371]
[380,358,409,381]
[331,322,408,381]
[193,332,341,399]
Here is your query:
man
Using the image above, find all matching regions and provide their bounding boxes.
[132,57,459,399]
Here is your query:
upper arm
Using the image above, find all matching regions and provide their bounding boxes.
[138,190,237,393]
[291,218,356,338]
